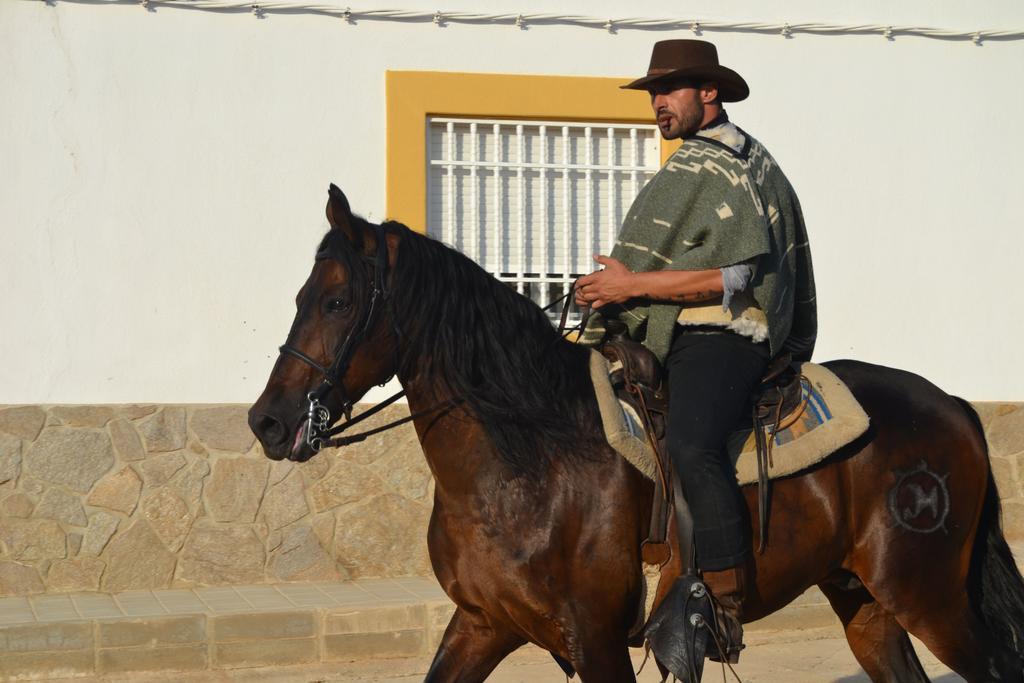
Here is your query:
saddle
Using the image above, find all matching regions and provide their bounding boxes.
[599,324,802,567]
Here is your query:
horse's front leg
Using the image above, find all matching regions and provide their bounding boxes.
[571,642,637,683]
[424,606,525,683]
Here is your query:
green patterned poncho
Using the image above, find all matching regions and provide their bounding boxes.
[580,131,817,362]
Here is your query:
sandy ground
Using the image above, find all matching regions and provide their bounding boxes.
[89,626,962,683]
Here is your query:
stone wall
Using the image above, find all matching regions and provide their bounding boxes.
[0,405,432,596]
[0,401,1023,596]
[977,403,1024,537]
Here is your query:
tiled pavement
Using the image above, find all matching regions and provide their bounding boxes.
[4,549,1022,680]
[0,578,455,680]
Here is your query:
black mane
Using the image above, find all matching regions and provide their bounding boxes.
[323,218,606,477]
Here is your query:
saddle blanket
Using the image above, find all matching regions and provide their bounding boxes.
[589,350,870,485]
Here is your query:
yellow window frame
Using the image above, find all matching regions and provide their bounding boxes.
[385,70,679,232]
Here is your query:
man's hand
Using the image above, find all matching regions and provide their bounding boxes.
[574,255,637,309]
[575,257,726,308]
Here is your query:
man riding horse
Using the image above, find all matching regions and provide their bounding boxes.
[577,39,818,663]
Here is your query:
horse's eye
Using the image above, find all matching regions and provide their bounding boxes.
[326,298,350,313]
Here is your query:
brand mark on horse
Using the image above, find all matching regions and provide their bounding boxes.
[887,460,950,534]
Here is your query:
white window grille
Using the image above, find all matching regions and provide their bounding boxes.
[426,117,661,324]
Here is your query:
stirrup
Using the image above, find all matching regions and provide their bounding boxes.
[706,602,745,664]
[643,576,714,682]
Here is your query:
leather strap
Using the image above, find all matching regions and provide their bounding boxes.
[638,388,672,566]
[278,344,331,376]
[320,398,460,448]
[320,388,408,438]
[752,380,795,553]
[641,474,671,566]
[753,405,772,553]
[557,284,575,335]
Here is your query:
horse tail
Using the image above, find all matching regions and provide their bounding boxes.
[956,396,1024,654]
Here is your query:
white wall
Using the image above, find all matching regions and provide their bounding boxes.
[2,0,1023,402]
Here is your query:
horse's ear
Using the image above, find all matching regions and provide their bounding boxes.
[326,183,363,248]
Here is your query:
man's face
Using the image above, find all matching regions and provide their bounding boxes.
[647,79,711,140]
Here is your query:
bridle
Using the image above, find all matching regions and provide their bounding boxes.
[275,222,583,455]
[277,223,434,453]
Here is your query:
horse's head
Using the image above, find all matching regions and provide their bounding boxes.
[248,185,399,462]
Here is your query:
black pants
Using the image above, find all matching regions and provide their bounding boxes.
[665,329,770,572]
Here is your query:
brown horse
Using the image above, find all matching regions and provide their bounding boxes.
[249,185,1024,682]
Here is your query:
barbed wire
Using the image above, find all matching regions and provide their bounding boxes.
[32,1,1024,44]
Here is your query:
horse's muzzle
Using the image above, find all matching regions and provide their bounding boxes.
[247,408,295,461]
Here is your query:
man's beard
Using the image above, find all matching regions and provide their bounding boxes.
[659,100,705,140]
[676,102,705,138]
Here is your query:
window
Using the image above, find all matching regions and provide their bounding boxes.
[386,71,677,323]
[427,117,660,319]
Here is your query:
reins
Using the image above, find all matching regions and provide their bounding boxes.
[313,390,460,450]
[548,283,592,340]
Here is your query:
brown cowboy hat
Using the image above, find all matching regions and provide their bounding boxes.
[621,39,749,102]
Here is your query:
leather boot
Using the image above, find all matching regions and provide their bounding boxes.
[701,565,746,664]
